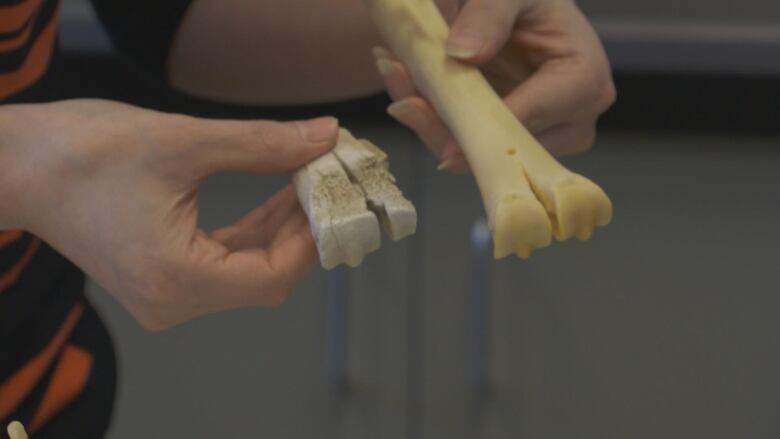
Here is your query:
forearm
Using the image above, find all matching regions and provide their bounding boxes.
[0,105,35,230]
[167,0,383,105]
[167,0,458,105]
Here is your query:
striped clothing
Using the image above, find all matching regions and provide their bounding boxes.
[0,1,116,435]
[0,0,192,436]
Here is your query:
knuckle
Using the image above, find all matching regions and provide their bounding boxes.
[575,126,597,153]
[601,81,617,110]
[594,76,617,113]
[264,285,293,308]
[256,123,292,156]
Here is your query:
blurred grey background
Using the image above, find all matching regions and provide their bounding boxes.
[57,0,780,438]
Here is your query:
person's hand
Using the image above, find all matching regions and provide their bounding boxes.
[0,99,338,330]
[374,0,616,173]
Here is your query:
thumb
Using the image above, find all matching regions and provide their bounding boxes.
[186,116,339,175]
[446,0,523,64]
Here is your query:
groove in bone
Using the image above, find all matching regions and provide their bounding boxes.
[293,129,417,269]
[332,129,417,241]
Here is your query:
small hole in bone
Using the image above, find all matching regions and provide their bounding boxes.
[507,149,516,155]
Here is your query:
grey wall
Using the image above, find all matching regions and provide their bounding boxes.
[88,121,780,439]
[579,0,780,21]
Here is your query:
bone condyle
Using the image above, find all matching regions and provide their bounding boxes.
[293,129,417,270]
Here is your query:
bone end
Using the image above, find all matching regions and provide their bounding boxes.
[318,211,382,270]
[294,152,382,270]
[542,174,613,242]
[491,193,552,259]
[7,422,28,439]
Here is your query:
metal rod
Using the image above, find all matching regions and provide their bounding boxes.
[325,266,348,439]
[470,217,492,437]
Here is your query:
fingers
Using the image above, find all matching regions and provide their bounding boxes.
[184,116,339,176]
[534,119,598,157]
[209,186,301,251]
[503,58,616,135]
[205,186,316,307]
[387,97,468,172]
[213,212,317,308]
[142,186,314,325]
[372,0,615,165]
[373,47,417,100]
[449,0,614,158]
[503,0,615,135]
[446,0,524,63]
[503,61,611,157]
[267,210,319,289]
[373,48,469,173]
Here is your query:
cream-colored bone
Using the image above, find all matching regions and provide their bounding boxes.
[294,129,416,269]
[333,129,417,241]
[364,0,612,258]
[7,422,28,439]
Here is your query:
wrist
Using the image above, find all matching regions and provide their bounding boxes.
[0,118,22,230]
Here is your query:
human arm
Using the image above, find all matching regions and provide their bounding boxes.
[88,0,612,166]
[168,0,614,165]
[90,0,460,105]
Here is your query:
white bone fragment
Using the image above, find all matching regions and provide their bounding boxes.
[332,129,417,241]
[293,149,381,269]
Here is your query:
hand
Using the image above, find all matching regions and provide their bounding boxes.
[374,0,616,173]
[0,99,338,330]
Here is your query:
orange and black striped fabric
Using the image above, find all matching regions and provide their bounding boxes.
[0,0,193,436]
[0,231,116,438]
[0,0,59,104]
[0,1,116,437]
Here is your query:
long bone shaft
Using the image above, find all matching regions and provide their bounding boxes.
[365,0,612,258]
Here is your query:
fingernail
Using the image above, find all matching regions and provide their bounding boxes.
[299,117,338,143]
[446,33,485,59]
[372,46,392,60]
[437,157,457,171]
[386,101,413,119]
[376,58,396,76]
